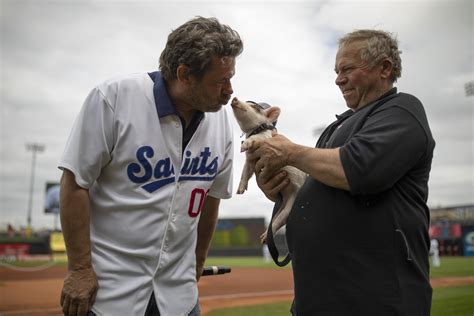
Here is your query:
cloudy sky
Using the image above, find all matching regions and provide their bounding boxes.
[1,0,472,230]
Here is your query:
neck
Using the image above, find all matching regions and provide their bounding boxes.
[246,123,276,138]
[165,79,196,126]
[355,83,393,111]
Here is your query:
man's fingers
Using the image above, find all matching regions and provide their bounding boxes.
[60,290,66,307]
[62,296,70,315]
[68,299,78,316]
[272,177,290,194]
[77,299,89,316]
[259,164,273,180]
[90,287,98,308]
[255,160,265,178]
[242,138,262,152]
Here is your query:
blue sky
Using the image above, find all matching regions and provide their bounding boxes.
[1,0,472,229]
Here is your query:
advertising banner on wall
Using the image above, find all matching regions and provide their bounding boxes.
[44,182,60,214]
[461,225,474,256]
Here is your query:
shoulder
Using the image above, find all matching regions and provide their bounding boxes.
[93,73,153,107]
[375,92,428,123]
[380,92,424,113]
[376,91,434,145]
[96,73,152,93]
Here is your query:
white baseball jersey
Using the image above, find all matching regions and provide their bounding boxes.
[59,72,234,315]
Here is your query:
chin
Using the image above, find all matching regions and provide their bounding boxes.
[207,105,223,112]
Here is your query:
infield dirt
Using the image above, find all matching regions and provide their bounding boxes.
[1,265,473,315]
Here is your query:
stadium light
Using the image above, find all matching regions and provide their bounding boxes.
[465,81,474,97]
[26,142,45,229]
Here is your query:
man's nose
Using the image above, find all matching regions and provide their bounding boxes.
[335,73,347,86]
[223,81,233,96]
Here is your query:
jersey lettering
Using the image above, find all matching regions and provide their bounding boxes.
[188,188,209,217]
[127,146,219,193]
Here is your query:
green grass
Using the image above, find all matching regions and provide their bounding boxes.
[0,259,67,268]
[207,302,292,316]
[208,286,474,316]
[429,256,474,278]
[431,285,474,316]
[207,256,474,316]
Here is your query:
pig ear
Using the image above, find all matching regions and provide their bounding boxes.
[264,106,281,123]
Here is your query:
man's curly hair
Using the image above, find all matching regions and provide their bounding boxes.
[159,16,243,81]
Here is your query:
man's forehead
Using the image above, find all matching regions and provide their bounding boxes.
[219,56,235,67]
[336,43,363,62]
[208,55,235,76]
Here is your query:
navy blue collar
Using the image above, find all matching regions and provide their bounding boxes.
[148,71,204,152]
[148,71,178,118]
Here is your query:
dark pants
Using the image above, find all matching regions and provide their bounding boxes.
[88,292,200,316]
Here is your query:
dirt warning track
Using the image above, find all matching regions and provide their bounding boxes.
[1,265,473,315]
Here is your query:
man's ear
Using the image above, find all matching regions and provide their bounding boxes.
[176,65,192,84]
[380,59,393,79]
[265,106,281,123]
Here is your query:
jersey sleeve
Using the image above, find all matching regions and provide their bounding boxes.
[207,114,234,199]
[339,105,429,195]
[58,87,115,189]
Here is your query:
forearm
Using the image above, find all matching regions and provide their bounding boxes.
[59,170,93,271]
[195,196,220,274]
[288,144,350,190]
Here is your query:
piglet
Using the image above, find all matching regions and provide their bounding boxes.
[230,97,306,243]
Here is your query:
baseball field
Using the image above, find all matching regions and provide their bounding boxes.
[1,256,473,316]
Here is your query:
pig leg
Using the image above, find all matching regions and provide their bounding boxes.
[260,182,300,243]
[237,158,255,194]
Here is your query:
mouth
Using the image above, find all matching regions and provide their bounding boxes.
[341,88,354,97]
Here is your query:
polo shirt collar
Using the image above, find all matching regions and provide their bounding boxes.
[336,87,398,120]
[148,71,178,118]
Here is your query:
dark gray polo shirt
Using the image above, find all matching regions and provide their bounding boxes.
[287,88,435,315]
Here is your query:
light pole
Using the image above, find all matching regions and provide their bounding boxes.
[26,143,45,229]
[465,81,474,97]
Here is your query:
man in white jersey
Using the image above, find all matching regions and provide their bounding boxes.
[59,17,243,316]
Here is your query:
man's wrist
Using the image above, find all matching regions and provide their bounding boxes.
[287,143,301,166]
[67,253,93,271]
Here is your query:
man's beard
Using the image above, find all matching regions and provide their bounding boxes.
[190,89,223,112]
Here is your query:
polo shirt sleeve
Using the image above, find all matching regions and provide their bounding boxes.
[339,105,428,195]
[58,87,115,189]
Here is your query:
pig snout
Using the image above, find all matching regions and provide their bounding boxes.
[231,97,247,111]
[231,97,239,108]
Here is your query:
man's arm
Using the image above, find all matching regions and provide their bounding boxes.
[248,134,349,191]
[59,169,98,316]
[195,196,220,281]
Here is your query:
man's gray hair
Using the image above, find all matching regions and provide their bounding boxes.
[159,16,243,81]
[339,30,402,82]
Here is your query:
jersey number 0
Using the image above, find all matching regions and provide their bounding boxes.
[188,188,210,218]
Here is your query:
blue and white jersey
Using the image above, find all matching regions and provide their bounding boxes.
[59,72,233,316]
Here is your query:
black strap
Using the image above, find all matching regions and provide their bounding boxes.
[266,193,291,267]
[247,123,276,138]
